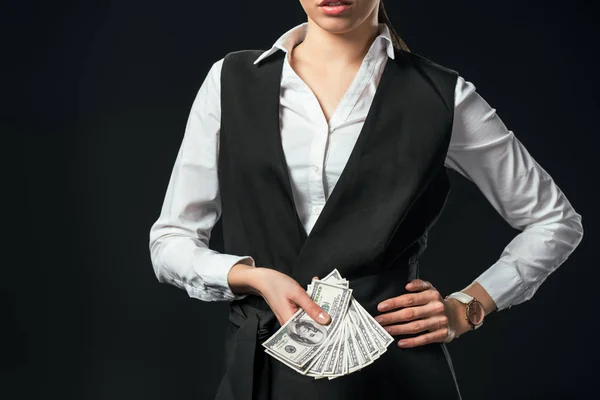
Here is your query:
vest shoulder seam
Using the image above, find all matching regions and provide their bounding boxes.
[223,49,265,62]
[400,49,459,77]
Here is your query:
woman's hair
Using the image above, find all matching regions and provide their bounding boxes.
[378,1,410,52]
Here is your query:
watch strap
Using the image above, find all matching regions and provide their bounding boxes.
[446,291,474,304]
[445,292,484,330]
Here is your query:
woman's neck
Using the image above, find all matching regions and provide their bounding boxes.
[291,18,380,70]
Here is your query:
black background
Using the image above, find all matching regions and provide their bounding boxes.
[8,0,599,399]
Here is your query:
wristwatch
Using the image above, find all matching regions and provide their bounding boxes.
[445,292,485,330]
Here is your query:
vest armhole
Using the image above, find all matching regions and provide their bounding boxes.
[400,51,459,115]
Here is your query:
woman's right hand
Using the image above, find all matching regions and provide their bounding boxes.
[228,264,331,326]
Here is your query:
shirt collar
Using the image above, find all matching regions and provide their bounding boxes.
[253,22,395,66]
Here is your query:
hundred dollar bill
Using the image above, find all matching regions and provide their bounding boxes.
[305,327,339,376]
[263,280,352,369]
[345,321,362,373]
[265,346,309,374]
[320,319,344,377]
[322,269,344,283]
[321,270,386,356]
[306,270,347,301]
[350,317,373,369]
[328,323,347,379]
[342,324,349,375]
[347,300,379,357]
[306,315,347,378]
[370,329,386,353]
[305,315,343,377]
[353,300,395,347]
[321,270,389,370]
[321,269,348,288]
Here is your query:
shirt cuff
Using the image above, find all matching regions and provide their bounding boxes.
[195,254,256,301]
[473,259,525,312]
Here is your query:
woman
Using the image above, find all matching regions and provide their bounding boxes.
[149,1,584,399]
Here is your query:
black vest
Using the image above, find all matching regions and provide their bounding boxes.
[215,47,462,400]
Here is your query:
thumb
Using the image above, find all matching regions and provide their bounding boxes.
[292,289,331,325]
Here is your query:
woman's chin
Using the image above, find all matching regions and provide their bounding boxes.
[311,18,360,34]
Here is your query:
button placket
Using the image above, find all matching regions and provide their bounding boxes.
[307,126,328,218]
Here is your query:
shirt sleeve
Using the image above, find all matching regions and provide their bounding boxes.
[445,75,584,312]
[149,58,256,302]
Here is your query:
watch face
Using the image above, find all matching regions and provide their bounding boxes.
[468,301,485,325]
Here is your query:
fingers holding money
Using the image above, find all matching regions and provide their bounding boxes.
[263,270,393,378]
[291,286,331,325]
[254,269,331,326]
[270,287,331,326]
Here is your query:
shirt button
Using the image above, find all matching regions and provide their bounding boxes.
[313,205,324,214]
[312,165,320,173]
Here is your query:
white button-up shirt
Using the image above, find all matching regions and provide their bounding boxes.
[149,22,584,311]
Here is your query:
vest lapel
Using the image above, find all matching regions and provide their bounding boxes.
[257,48,449,285]
[260,49,386,268]
[256,51,308,259]
[260,48,411,282]
[261,51,308,245]
[287,52,404,283]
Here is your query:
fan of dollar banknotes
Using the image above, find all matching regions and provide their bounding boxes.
[262,269,395,379]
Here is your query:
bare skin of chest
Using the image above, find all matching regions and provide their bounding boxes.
[288,49,361,125]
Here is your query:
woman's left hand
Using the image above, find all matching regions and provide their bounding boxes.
[375,279,471,348]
